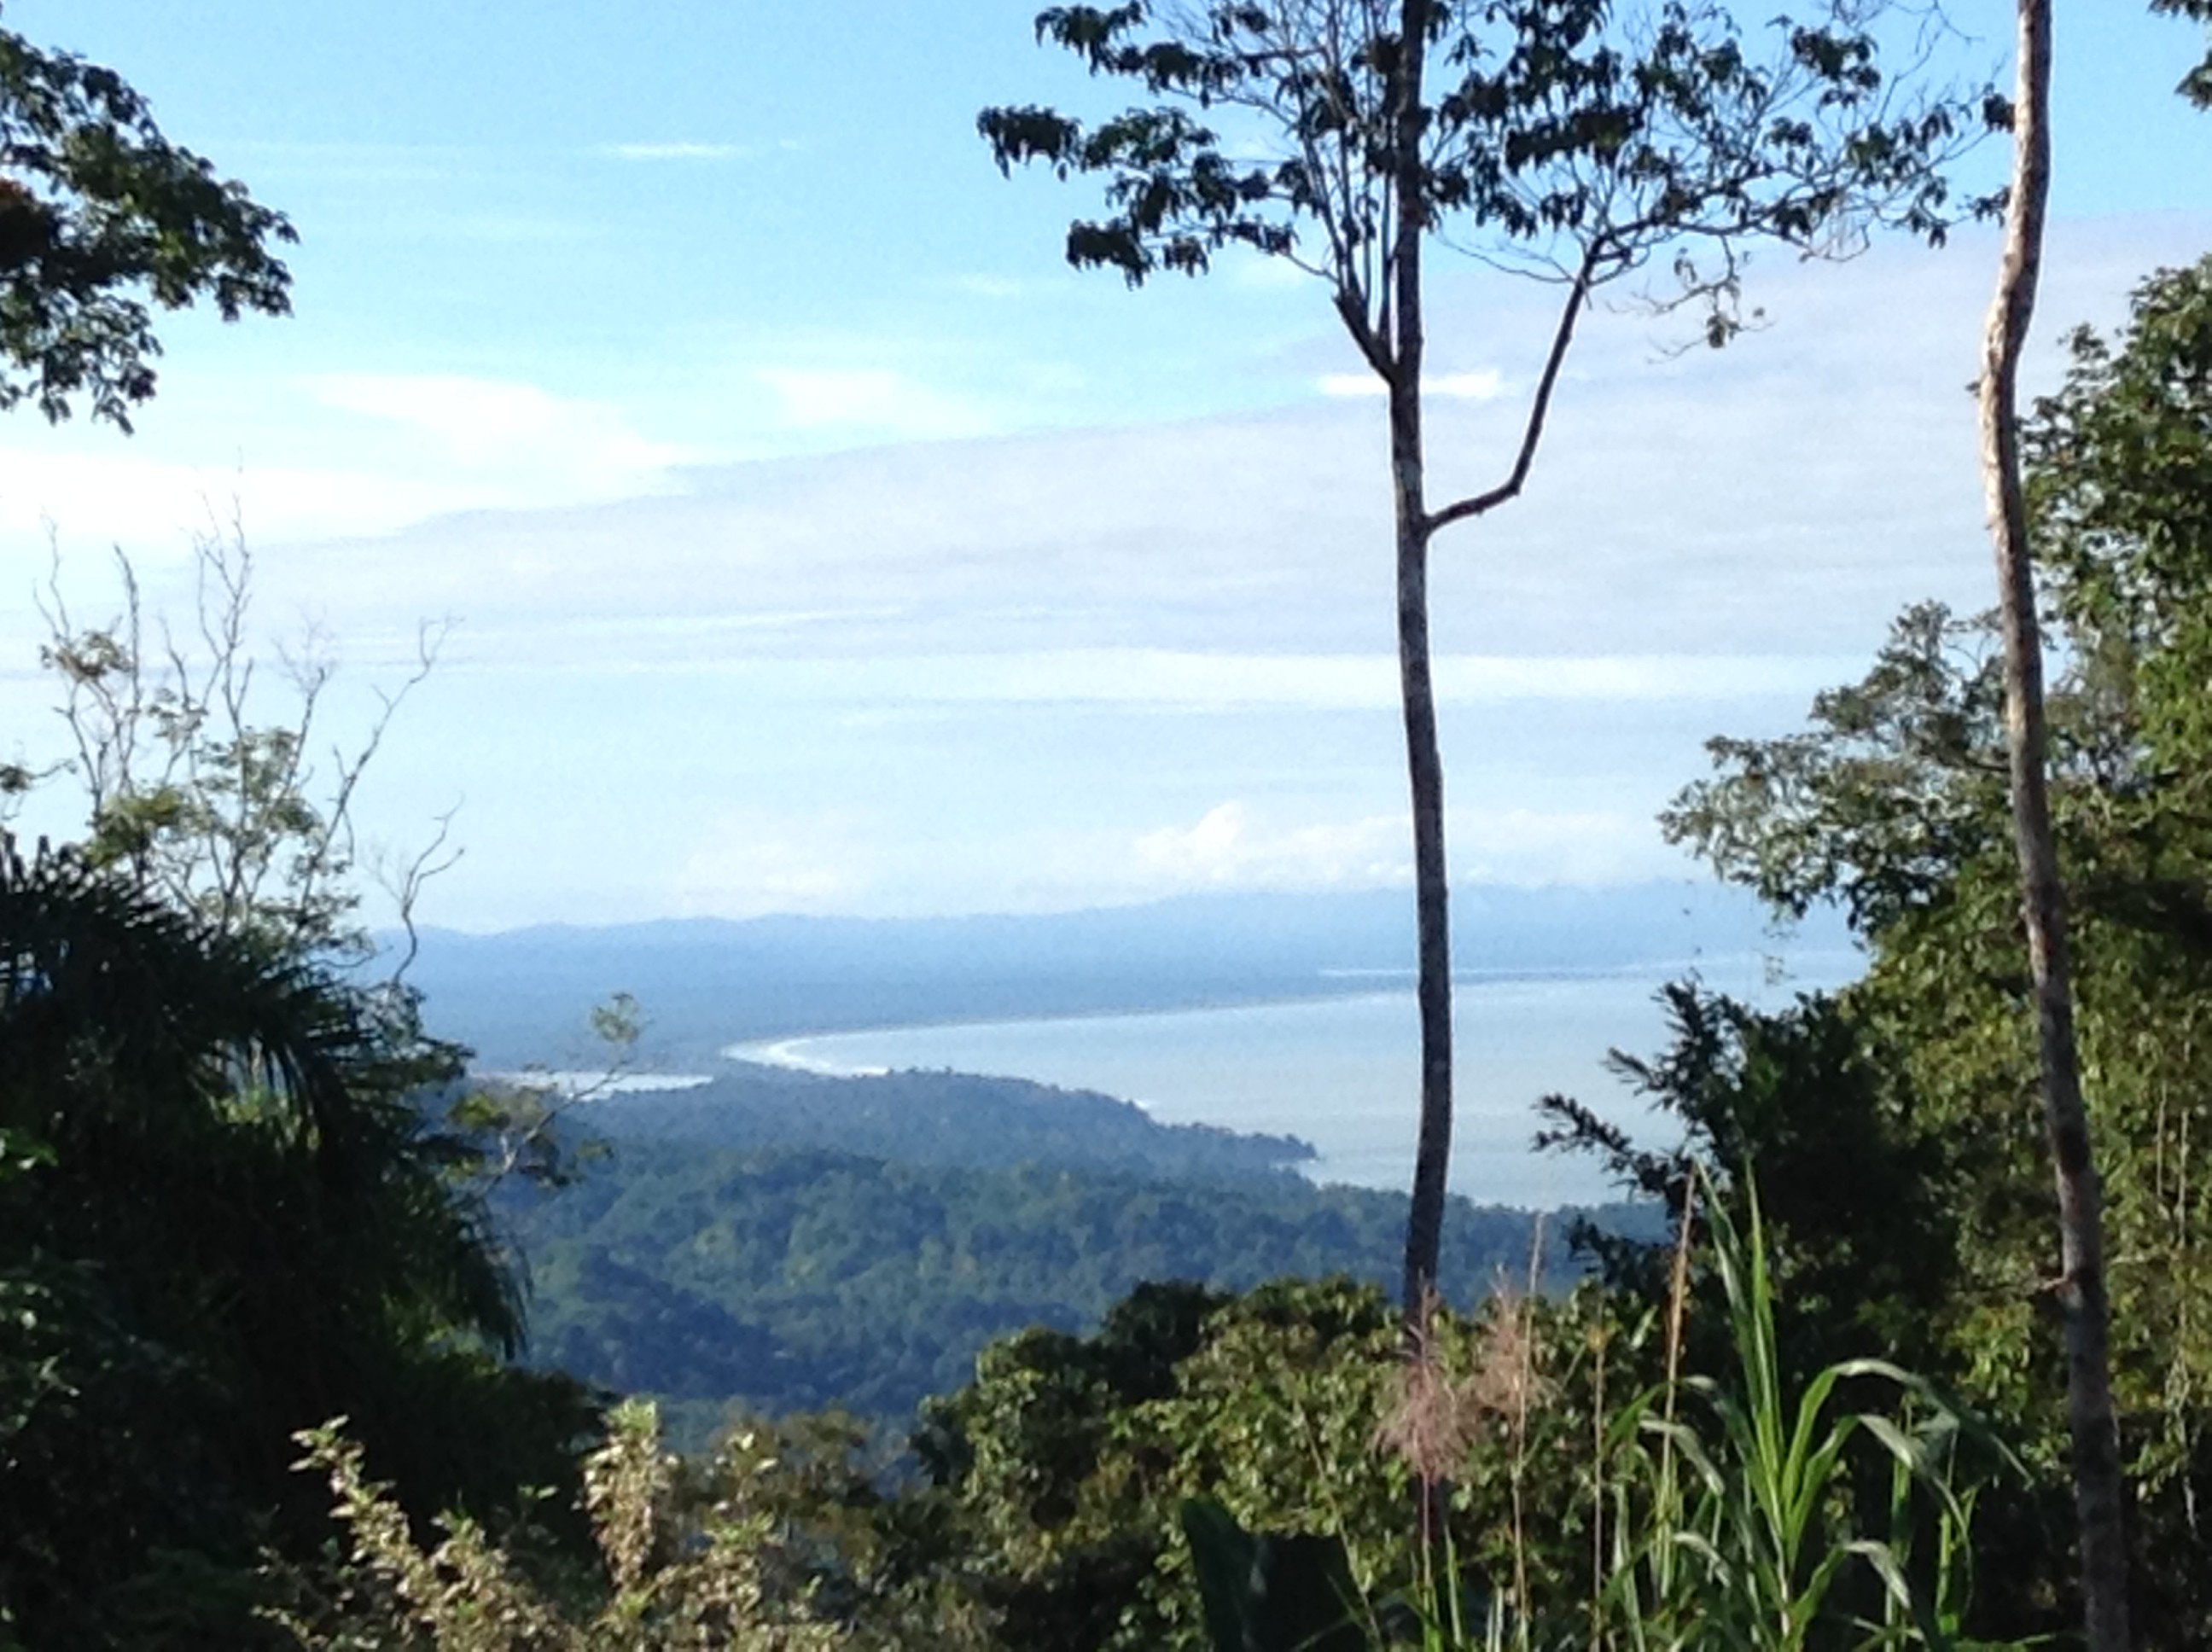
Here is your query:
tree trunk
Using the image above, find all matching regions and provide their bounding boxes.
[1979,6,2131,1646]
[1396,452,1451,1324]
[1391,0,1452,1331]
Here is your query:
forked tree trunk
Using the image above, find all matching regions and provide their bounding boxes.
[1978,6,2130,1646]
[1390,0,1454,1333]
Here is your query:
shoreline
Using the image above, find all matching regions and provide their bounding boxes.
[719,946,1860,1079]
[713,948,1859,1203]
[719,980,1396,1079]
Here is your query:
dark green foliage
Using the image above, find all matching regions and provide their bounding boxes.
[0,22,293,428]
[1538,984,1957,1378]
[0,845,595,1648]
[596,1062,1315,1181]
[899,1275,1672,1650]
[910,1277,1411,1650]
[505,1137,1587,1440]
[1181,1499,1364,1652]
[1123,1183,2009,1652]
[1661,602,2011,933]
[1656,255,2212,1646]
[981,1,1994,305]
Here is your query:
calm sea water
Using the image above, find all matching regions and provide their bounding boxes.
[728,950,1860,1208]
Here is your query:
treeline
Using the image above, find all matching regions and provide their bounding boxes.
[579,1062,1315,1181]
[504,1136,1612,1439]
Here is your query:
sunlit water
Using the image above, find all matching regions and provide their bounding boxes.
[725,950,1860,1208]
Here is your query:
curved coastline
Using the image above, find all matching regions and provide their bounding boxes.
[714,947,1861,1205]
[719,979,1395,1075]
[718,948,1859,1078]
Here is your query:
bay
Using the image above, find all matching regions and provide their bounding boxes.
[729,948,1860,1208]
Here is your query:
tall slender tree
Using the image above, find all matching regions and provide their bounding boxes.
[1976,4,2128,1646]
[983,0,1992,1324]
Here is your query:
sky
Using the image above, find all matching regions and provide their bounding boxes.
[1,2,2209,930]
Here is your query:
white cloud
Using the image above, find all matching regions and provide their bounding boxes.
[1130,799,1664,894]
[1317,369,1505,399]
[1450,806,1664,887]
[0,448,487,548]
[307,373,692,507]
[1431,652,1851,703]
[1134,802,1407,890]
[21,214,2173,928]
[717,649,1861,710]
[675,812,870,916]
[0,374,700,564]
[369,643,1848,707]
[755,367,992,439]
[1428,369,1505,399]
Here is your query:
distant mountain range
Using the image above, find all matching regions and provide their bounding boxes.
[393,881,1849,1067]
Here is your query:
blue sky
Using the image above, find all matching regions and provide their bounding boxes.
[2,2,2209,928]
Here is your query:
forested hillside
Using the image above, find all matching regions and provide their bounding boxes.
[480,1057,1640,1446]
[575,1062,1313,1179]
[504,1129,1613,1442]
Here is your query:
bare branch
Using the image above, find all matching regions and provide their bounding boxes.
[1425,246,1603,536]
[32,517,458,968]
[307,615,453,960]
[1336,288,1394,375]
[378,800,464,986]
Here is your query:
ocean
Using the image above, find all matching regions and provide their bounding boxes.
[728,949,1861,1208]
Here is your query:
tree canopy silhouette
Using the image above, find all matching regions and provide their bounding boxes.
[0,20,293,428]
